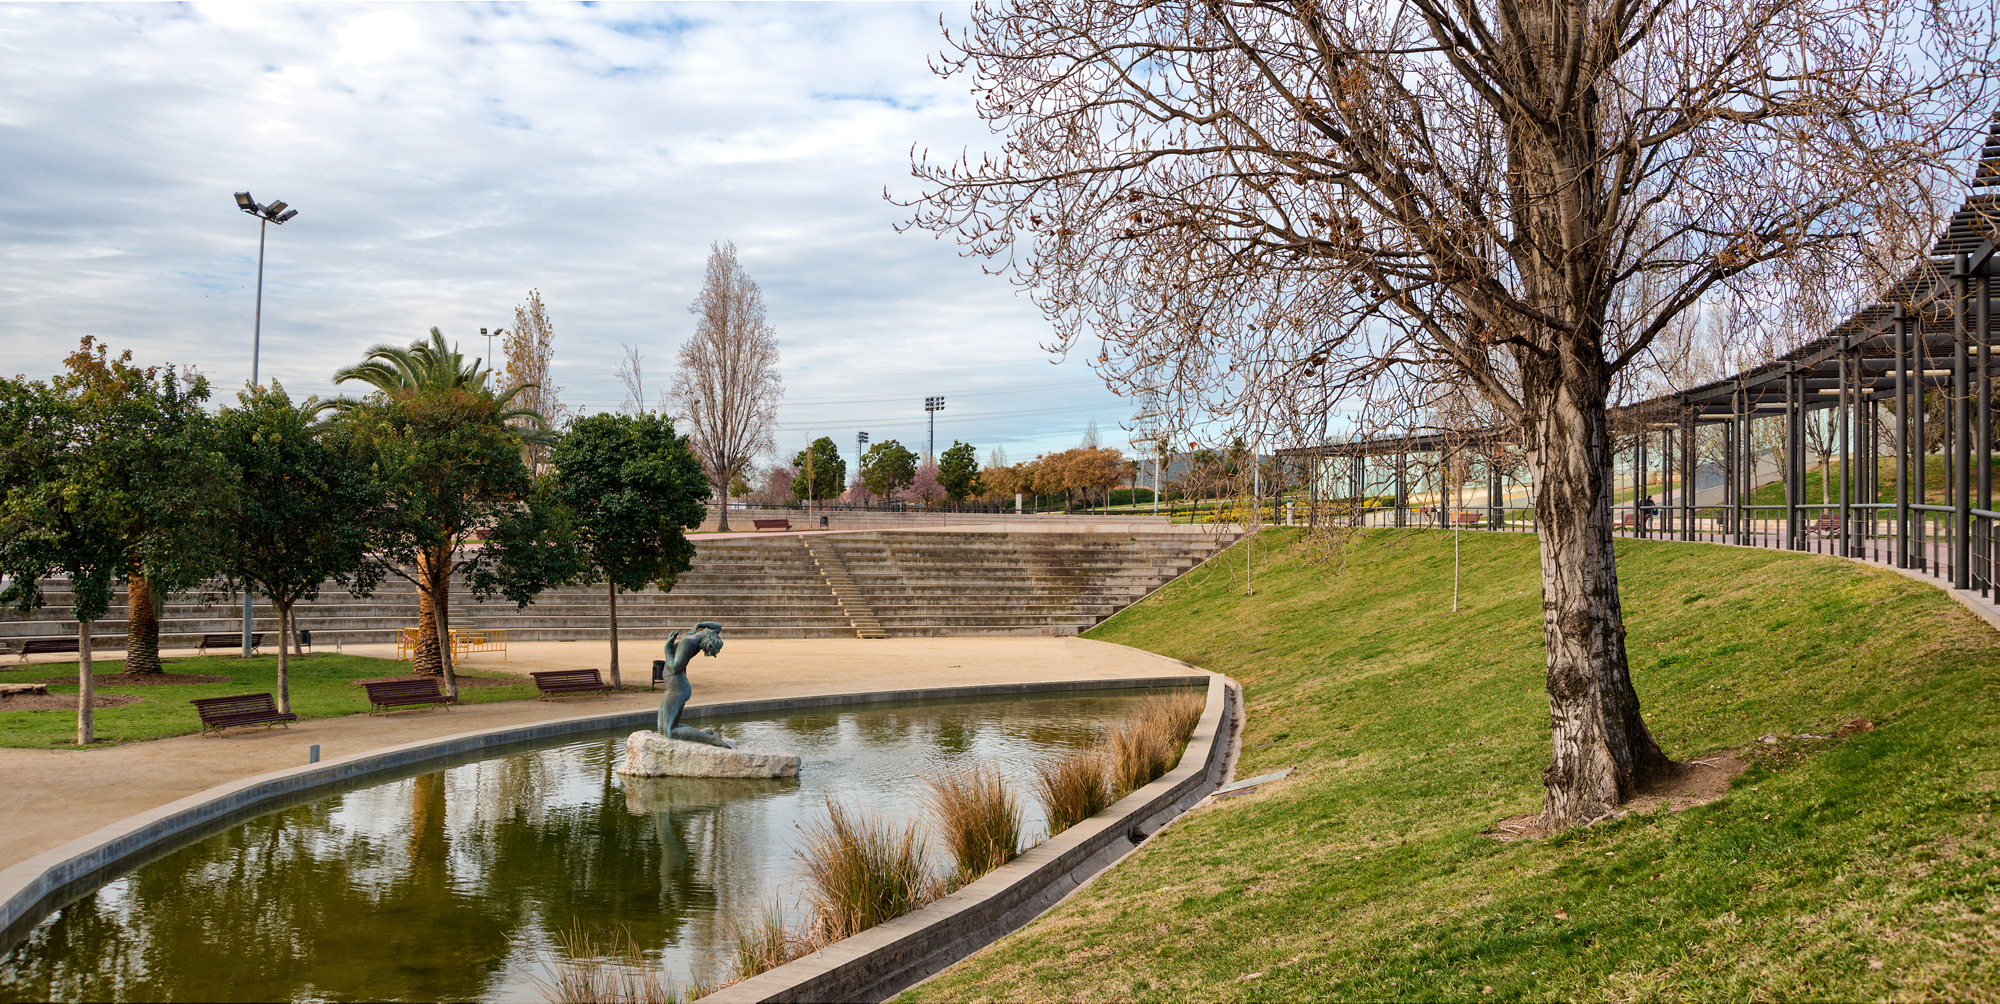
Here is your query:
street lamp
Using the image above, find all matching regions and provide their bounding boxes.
[925,396,945,461]
[233,191,299,658]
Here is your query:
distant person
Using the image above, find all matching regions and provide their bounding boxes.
[1639,495,1658,530]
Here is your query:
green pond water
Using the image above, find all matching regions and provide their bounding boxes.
[0,690,1165,1003]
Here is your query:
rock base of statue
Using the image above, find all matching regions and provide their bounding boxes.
[616,730,802,779]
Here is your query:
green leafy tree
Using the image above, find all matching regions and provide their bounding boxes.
[0,340,228,741]
[329,329,558,700]
[214,383,386,712]
[547,413,710,687]
[859,439,918,499]
[938,441,981,502]
[791,436,847,502]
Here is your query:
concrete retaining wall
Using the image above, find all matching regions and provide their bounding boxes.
[700,672,1238,1004]
[0,675,1209,952]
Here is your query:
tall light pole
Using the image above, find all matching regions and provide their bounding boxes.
[233,192,298,658]
[925,396,945,462]
[856,431,869,499]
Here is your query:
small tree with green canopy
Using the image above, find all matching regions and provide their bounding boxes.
[859,439,918,499]
[938,441,981,502]
[548,412,710,687]
[329,328,561,700]
[0,340,228,741]
[214,382,387,712]
[791,436,847,503]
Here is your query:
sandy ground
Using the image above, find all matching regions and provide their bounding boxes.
[0,637,1196,872]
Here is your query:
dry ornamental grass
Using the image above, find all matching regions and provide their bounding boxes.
[797,800,938,943]
[1032,748,1114,836]
[924,764,1023,886]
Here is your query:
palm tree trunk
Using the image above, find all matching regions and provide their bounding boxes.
[76,619,94,746]
[607,580,622,688]
[124,573,162,674]
[414,549,443,676]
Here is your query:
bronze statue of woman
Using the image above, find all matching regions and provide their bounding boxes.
[659,622,733,747]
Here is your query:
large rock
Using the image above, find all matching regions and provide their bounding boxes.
[617,730,802,779]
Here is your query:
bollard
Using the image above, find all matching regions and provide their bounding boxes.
[308,744,320,764]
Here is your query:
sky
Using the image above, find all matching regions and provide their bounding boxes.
[0,1,1134,470]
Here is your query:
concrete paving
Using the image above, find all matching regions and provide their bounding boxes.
[0,637,1194,873]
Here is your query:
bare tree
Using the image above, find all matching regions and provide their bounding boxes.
[674,241,784,532]
[904,1,1994,829]
[503,289,571,473]
[615,343,649,417]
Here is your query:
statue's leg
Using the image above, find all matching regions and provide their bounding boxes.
[659,673,692,735]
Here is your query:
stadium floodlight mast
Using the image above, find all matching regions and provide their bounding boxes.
[856,431,869,494]
[233,191,299,657]
[924,395,944,461]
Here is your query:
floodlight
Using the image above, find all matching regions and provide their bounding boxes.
[263,200,289,218]
[274,209,298,223]
[235,191,256,211]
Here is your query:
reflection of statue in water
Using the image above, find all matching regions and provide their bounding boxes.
[660,622,733,748]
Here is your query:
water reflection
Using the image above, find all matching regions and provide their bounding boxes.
[0,691,1152,1003]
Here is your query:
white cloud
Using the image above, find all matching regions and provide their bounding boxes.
[0,1,1135,463]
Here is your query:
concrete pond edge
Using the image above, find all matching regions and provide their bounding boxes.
[0,673,1211,949]
[700,671,1241,1004]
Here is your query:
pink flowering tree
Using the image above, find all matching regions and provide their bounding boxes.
[903,461,948,506]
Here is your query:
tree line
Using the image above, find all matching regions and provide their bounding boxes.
[1,332,712,746]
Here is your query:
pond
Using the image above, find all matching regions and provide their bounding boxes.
[0,690,1168,1003]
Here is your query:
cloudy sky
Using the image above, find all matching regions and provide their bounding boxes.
[0,1,1132,468]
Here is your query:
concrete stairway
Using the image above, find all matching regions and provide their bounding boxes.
[0,529,1237,652]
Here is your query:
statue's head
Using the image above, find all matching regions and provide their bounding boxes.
[693,621,724,657]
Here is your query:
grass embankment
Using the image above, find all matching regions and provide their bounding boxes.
[910,529,1999,1001]
[0,654,540,748]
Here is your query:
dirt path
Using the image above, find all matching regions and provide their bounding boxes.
[0,637,1194,872]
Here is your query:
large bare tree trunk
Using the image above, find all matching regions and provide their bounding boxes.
[76,619,94,746]
[717,487,731,532]
[1524,378,1675,827]
[275,600,293,713]
[607,580,622,688]
[124,573,161,675]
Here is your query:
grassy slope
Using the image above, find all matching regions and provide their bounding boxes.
[909,529,1999,1002]
[0,654,540,748]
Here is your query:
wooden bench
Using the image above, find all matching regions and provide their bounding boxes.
[361,678,454,715]
[1451,511,1485,525]
[1808,514,1845,536]
[196,632,262,656]
[190,692,298,736]
[530,669,615,700]
[752,518,792,531]
[13,637,79,662]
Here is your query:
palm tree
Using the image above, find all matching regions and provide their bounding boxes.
[328,329,552,688]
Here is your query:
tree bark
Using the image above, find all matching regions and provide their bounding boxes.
[275,599,292,713]
[717,486,731,532]
[435,546,458,703]
[607,580,622,688]
[413,548,444,676]
[124,573,161,674]
[1523,378,1676,827]
[77,619,94,746]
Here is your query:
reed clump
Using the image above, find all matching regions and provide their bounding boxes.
[798,800,939,942]
[1032,748,1113,836]
[924,764,1023,886]
[1110,689,1207,794]
[722,899,822,989]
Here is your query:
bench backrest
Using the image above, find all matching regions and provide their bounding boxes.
[21,638,80,652]
[201,633,261,645]
[753,519,790,528]
[530,669,606,687]
[363,678,443,699]
[191,693,279,719]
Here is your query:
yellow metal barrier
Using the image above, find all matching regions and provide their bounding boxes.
[449,627,508,662]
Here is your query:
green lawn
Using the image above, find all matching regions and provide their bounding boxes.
[0,654,542,748]
[908,528,1999,1001]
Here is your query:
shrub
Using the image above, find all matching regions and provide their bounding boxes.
[797,801,938,942]
[1032,749,1113,836]
[924,765,1023,886]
